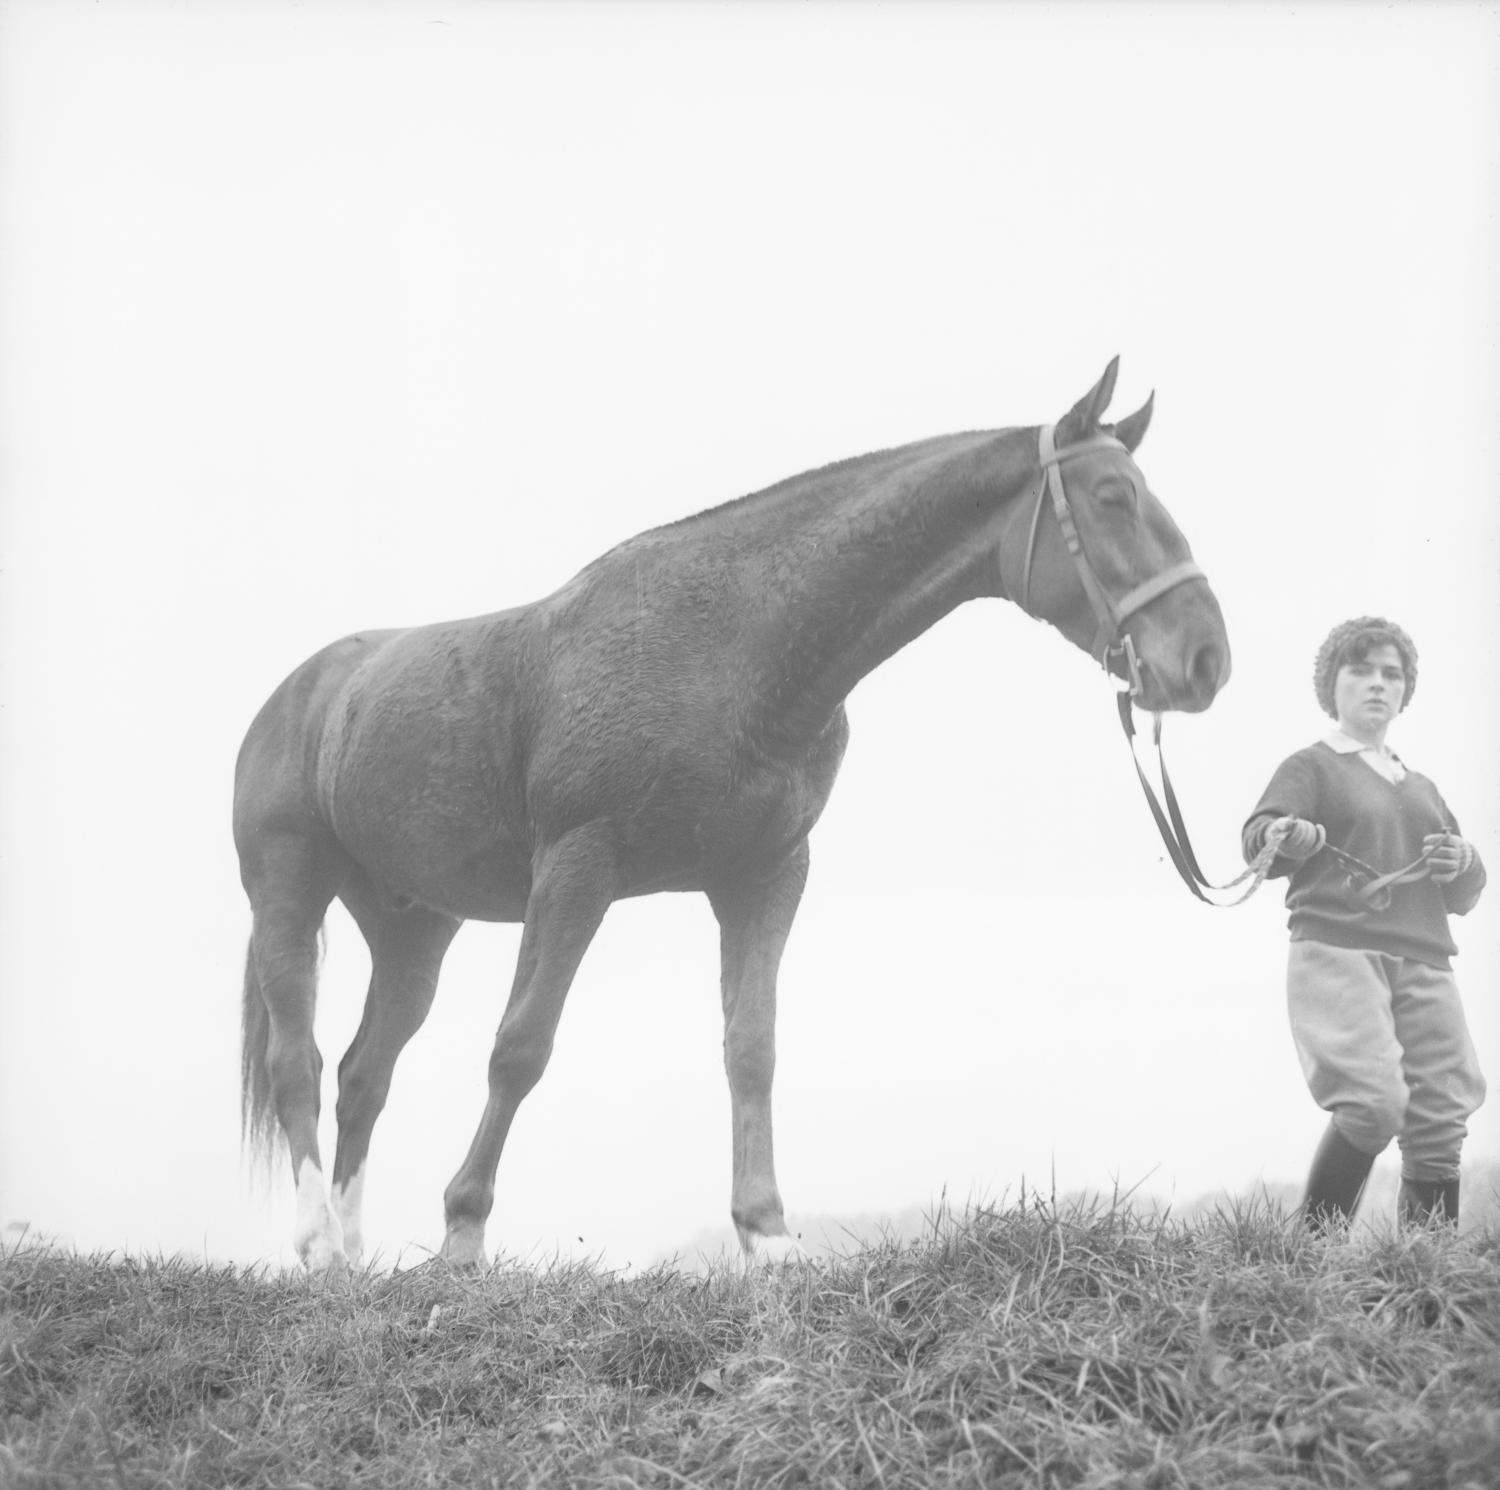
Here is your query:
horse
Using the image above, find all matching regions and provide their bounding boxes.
[235,358,1230,1271]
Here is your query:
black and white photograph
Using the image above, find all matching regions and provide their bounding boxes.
[3,2,1497,1483]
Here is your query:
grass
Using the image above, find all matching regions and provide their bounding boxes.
[3,1196,1499,1489]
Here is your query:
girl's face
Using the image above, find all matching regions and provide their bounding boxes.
[1334,642,1407,745]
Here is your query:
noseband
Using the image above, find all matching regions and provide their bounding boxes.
[1016,424,1205,697]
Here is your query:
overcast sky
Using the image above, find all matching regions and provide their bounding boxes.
[2,0,1497,1271]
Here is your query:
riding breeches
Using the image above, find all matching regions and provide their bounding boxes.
[1286,940,1486,1182]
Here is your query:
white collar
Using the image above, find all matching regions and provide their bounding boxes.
[1323,728,1406,781]
[1324,727,1394,757]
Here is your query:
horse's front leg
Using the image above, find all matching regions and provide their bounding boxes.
[708,843,809,1260]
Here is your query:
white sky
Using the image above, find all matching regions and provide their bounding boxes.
[2,0,1497,1271]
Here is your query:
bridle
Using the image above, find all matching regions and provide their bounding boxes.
[1016,424,1205,699]
[1014,424,1251,904]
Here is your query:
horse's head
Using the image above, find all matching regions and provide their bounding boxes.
[1002,358,1231,714]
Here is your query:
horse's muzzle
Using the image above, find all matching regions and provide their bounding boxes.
[1126,633,1230,714]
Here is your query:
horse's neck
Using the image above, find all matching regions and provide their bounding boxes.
[696,428,1036,743]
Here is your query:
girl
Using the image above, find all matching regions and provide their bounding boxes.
[1243,617,1486,1229]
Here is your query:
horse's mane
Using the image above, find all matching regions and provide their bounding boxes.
[651,427,1017,536]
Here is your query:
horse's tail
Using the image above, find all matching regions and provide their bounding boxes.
[240,925,329,1171]
[240,937,280,1170]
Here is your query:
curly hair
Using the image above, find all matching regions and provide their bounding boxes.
[1313,616,1418,719]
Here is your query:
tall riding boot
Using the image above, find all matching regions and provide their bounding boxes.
[1302,1121,1377,1234]
[1399,1177,1460,1228]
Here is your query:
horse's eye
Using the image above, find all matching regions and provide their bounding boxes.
[1097,480,1135,507]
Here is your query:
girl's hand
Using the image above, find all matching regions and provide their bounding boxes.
[1269,816,1325,860]
[1424,832,1476,884]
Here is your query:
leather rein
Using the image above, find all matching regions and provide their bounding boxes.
[1116,706,1444,909]
[1017,425,1443,907]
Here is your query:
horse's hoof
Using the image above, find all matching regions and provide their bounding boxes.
[742,1232,808,1269]
[439,1224,487,1270]
[296,1221,349,1274]
[301,1244,351,1278]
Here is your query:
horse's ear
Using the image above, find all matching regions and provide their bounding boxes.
[1054,356,1120,445]
[1112,391,1154,453]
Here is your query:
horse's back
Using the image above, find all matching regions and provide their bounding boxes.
[234,529,849,914]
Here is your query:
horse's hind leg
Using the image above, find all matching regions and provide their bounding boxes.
[708,843,809,1261]
[241,833,344,1269]
[330,882,460,1265]
[440,827,616,1266]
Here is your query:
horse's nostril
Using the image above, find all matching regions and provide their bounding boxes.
[1190,643,1227,695]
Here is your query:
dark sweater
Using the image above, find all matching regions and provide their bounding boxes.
[1242,742,1486,969]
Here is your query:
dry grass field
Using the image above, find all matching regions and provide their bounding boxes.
[4,1192,1499,1489]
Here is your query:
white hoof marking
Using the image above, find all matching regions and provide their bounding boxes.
[293,1157,347,1272]
[331,1170,366,1268]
